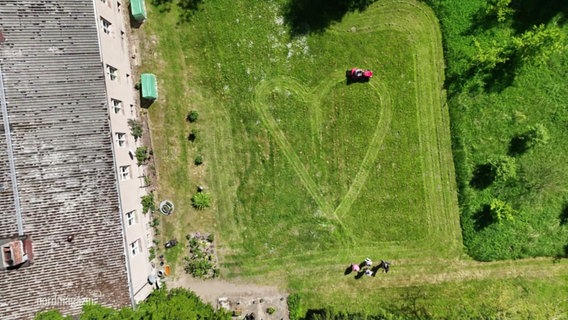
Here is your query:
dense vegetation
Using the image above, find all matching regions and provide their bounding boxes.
[34,288,230,320]
[425,0,568,260]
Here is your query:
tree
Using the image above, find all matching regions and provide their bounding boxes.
[35,288,230,320]
[472,39,511,70]
[490,198,515,223]
[489,155,517,182]
[485,0,514,23]
[34,310,72,320]
[512,24,566,65]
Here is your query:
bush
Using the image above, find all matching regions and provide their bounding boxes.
[185,258,213,278]
[267,307,276,315]
[136,146,150,165]
[194,155,204,165]
[191,192,211,210]
[187,110,199,122]
[490,198,515,223]
[141,193,156,214]
[143,175,151,187]
[148,247,156,261]
[524,123,550,149]
[489,156,517,182]
[188,129,198,142]
[207,233,214,242]
[128,119,144,141]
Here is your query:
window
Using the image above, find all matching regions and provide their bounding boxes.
[126,210,136,226]
[115,132,126,147]
[111,98,123,114]
[119,165,130,181]
[100,17,111,35]
[106,65,118,81]
[130,240,140,256]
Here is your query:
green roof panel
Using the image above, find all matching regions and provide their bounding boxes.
[131,0,147,21]
[141,73,158,100]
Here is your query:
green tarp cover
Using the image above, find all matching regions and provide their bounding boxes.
[141,73,158,100]
[131,0,147,21]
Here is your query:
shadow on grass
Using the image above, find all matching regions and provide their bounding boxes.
[178,0,203,23]
[465,6,503,36]
[508,134,528,156]
[473,204,493,231]
[389,287,433,320]
[150,0,174,13]
[149,0,202,22]
[482,58,517,93]
[445,58,516,97]
[559,203,568,225]
[470,163,494,190]
[344,266,352,275]
[511,0,568,32]
[283,0,375,35]
[371,265,380,277]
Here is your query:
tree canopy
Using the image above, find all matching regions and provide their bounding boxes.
[34,288,231,320]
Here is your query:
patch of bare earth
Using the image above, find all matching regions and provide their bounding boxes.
[169,273,289,320]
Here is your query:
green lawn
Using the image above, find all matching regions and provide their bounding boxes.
[139,0,568,317]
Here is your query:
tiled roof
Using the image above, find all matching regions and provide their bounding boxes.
[0,1,131,318]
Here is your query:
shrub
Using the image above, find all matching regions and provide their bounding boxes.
[188,129,198,142]
[136,146,150,165]
[141,193,156,214]
[143,175,151,187]
[148,247,156,261]
[194,155,204,165]
[266,307,276,315]
[490,198,515,223]
[191,192,211,210]
[185,258,213,278]
[524,123,550,149]
[207,233,214,242]
[489,156,517,182]
[128,119,144,141]
[187,110,199,122]
[287,293,303,320]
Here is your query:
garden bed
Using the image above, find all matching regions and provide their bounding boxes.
[184,232,218,279]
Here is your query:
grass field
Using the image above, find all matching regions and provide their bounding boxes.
[139,0,568,317]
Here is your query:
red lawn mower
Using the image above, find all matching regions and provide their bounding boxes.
[347,68,373,83]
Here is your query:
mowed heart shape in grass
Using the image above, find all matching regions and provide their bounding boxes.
[254,73,392,223]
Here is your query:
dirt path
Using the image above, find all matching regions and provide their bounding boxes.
[169,273,289,319]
